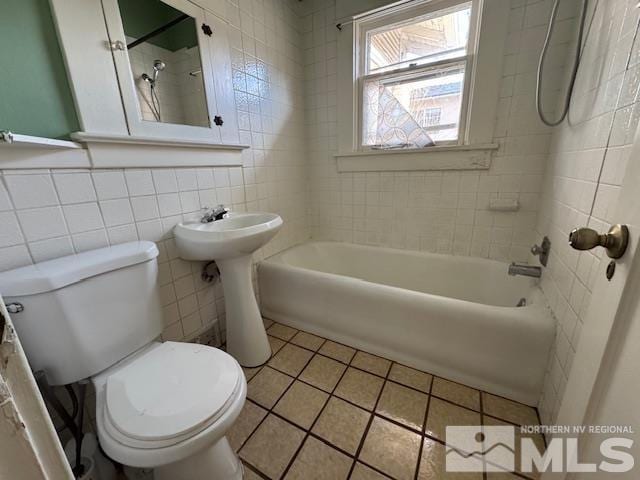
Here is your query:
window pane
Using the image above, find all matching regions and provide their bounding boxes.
[367,3,471,74]
[362,65,465,146]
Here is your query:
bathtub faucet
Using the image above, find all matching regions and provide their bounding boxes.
[508,262,542,278]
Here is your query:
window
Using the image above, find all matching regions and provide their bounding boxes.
[357,0,478,149]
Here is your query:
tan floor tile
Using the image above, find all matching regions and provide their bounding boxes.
[334,368,384,410]
[418,437,482,479]
[274,381,329,429]
[263,318,274,329]
[351,463,391,479]
[318,341,356,364]
[243,366,262,382]
[432,377,480,411]
[242,464,264,480]
[291,331,325,351]
[484,416,544,479]
[268,335,286,355]
[359,416,421,480]
[425,398,481,443]
[312,397,370,455]
[267,322,298,341]
[248,366,294,408]
[227,401,267,451]
[388,364,432,393]
[351,351,391,377]
[284,436,352,480]
[240,414,305,479]
[376,381,428,430]
[268,343,314,376]
[482,393,539,426]
[299,355,347,392]
[486,474,522,479]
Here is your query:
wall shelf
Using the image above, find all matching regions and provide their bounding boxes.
[0,131,90,169]
[0,132,83,150]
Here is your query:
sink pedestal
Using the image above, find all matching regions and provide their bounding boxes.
[217,255,271,367]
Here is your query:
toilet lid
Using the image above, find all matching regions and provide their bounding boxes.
[105,342,240,442]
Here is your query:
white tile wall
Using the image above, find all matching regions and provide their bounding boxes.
[0,0,309,344]
[536,0,640,424]
[301,0,576,263]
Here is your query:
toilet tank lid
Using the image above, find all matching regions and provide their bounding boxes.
[0,241,159,297]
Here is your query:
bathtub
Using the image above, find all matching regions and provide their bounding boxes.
[258,242,555,406]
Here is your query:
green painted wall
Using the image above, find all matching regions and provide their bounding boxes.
[119,0,198,52]
[0,0,79,139]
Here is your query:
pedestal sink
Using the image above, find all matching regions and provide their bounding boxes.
[174,212,282,367]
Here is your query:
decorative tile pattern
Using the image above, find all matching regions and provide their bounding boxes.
[236,320,541,480]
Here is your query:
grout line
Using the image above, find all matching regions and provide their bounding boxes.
[243,320,542,479]
[413,373,434,480]
[345,353,392,478]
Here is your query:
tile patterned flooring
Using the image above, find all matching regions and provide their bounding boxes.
[228,319,543,480]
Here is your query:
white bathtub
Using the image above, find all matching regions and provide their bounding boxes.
[258,241,555,406]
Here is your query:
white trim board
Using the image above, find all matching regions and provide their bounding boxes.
[335,143,496,172]
[83,141,244,168]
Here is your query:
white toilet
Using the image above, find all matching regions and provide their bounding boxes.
[0,241,246,480]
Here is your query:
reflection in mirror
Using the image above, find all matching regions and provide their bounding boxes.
[118,0,209,127]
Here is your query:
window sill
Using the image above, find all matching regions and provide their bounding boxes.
[334,143,498,172]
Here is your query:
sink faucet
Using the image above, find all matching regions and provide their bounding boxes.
[508,262,542,278]
[201,205,229,223]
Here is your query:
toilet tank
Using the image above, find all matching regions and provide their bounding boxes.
[0,241,163,385]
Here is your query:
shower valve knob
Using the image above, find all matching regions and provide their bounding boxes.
[568,224,629,259]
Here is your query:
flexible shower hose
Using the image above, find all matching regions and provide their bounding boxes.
[536,0,589,126]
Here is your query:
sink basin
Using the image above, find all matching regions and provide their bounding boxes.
[174,212,283,367]
[174,212,282,261]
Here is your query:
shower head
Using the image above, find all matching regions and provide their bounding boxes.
[152,59,166,82]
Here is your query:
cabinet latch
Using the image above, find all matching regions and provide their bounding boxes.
[202,24,213,36]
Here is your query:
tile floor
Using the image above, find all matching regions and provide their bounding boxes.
[227,319,544,480]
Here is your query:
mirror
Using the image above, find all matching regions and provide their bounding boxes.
[118,0,209,127]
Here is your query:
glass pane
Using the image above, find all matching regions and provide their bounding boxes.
[118,0,209,127]
[367,4,471,74]
[362,65,465,147]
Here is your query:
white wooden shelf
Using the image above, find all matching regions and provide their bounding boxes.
[0,132,83,150]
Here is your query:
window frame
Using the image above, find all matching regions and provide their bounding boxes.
[355,0,480,151]
[335,0,510,172]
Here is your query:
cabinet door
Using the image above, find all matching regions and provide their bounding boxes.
[204,11,240,144]
[102,0,222,142]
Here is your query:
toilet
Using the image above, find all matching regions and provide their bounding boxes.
[0,241,246,480]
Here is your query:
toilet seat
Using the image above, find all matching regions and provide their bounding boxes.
[99,342,243,449]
